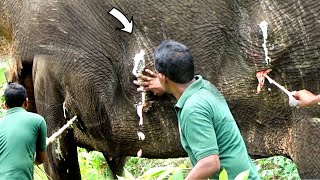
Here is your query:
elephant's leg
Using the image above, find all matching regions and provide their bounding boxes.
[33,55,81,180]
[45,127,80,180]
[105,155,127,178]
[293,117,320,178]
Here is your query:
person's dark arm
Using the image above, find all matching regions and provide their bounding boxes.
[185,154,220,180]
[35,118,47,165]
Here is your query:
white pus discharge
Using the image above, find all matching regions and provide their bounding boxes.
[137,131,145,140]
[132,50,146,126]
[132,50,146,77]
[259,21,271,65]
[133,50,146,157]
[63,101,67,119]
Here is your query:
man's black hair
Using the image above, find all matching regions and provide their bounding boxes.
[154,40,195,83]
[4,82,27,108]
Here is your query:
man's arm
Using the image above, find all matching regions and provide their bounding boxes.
[293,89,320,107]
[35,118,47,165]
[35,151,46,165]
[186,154,220,180]
[183,109,221,179]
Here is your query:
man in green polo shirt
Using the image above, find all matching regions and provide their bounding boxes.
[134,40,260,179]
[0,82,47,180]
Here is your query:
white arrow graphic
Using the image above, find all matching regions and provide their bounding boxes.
[109,8,133,33]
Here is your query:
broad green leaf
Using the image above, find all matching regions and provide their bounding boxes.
[124,168,135,180]
[234,169,250,180]
[156,167,176,180]
[170,168,184,180]
[142,167,169,180]
[219,169,228,180]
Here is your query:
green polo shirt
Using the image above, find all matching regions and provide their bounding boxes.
[175,75,260,179]
[0,107,47,180]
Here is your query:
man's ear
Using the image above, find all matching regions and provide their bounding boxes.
[158,73,166,82]
[4,102,8,109]
[23,98,28,109]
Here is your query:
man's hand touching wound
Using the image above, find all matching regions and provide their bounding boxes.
[133,69,166,96]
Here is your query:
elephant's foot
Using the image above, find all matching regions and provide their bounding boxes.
[105,155,127,178]
[44,130,81,180]
[293,117,320,178]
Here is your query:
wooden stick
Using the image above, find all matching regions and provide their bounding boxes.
[46,116,77,146]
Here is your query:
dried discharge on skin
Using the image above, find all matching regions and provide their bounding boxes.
[259,21,271,65]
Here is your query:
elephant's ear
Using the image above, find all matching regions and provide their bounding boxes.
[5,59,23,83]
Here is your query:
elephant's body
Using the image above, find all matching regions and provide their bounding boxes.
[1,0,320,179]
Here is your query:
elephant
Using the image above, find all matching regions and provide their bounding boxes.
[1,0,320,179]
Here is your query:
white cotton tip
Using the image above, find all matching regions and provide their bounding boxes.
[137,132,145,140]
[289,96,299,107]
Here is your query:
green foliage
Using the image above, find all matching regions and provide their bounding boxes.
[0,63,6,117]
[77,147,110,180]
[234,170,250,180]
[255,156,300,179]
[219,169,249,180]
[118,166,250,180]
[0,65,6,86]
[124,157,192,177]
[169,167,184,180]
[117,166,184,180]
[219,169,228,180]
[33,165,48,180]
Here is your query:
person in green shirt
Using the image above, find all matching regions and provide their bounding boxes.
[0,82,47,180]
[134,40,260,179]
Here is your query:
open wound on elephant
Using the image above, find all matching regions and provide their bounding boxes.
[256,69,271,94]
[132,50,146,157]
[256,70,299,107]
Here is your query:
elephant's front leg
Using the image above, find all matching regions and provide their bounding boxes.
[33,55,81,180]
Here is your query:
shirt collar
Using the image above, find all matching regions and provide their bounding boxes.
[175,75,204,109]
[5,107,26,116]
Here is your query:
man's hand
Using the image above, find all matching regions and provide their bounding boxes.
[293,89,320,107]
[133,69,166,96]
